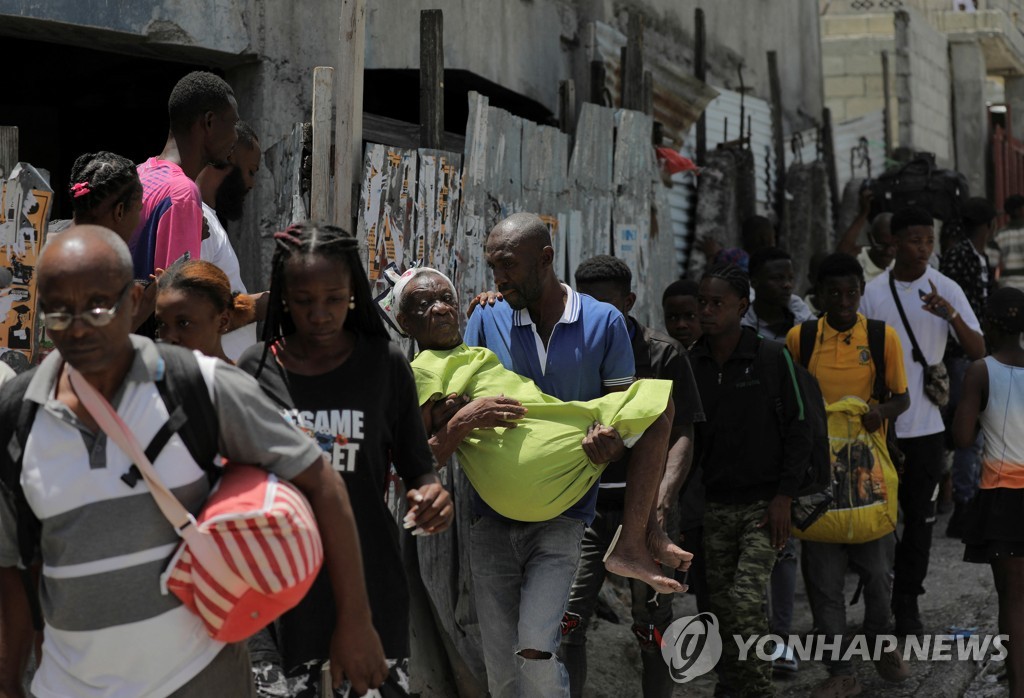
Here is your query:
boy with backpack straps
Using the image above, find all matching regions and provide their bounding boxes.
[689,264,816,698]
[786,253,912,698]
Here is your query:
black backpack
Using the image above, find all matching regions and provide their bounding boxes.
[797,318,888,402]
[867,152,969,222]
[0,343,220,630]
[756,338,831,497]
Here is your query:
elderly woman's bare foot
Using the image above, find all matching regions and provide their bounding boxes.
[603,526,684,594]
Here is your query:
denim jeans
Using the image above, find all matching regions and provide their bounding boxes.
[470,514,585,698]
[801,536,895,676]
[946,356,984,504]
[559,506,675,698]
[769,537,799,639]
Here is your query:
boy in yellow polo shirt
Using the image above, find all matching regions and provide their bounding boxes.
[785,253,911,698]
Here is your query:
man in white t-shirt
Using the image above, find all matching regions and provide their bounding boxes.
[860,206,984,637]
[197,120,264,360]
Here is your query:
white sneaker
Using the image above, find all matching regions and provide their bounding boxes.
[772,644,800,673]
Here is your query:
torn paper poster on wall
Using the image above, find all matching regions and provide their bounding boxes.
[0,162,52,371]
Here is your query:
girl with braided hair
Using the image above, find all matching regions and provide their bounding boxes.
[67,152,162,332]
[154,259,254,363]
[954,287,1024,695]
[236,222,451,698]
[68,151,143,243]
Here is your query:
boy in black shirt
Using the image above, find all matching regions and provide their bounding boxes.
[689,264,812,698]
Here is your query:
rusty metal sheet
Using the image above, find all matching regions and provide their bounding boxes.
[594,20,719,147]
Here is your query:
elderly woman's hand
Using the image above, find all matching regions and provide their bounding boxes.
[452,395,527,431]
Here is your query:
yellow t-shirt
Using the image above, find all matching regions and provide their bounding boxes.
[785,314,909,405]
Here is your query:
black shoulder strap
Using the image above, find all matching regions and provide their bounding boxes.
[798,320,818,370]
[151,344,220,482]
[866,319,888,402]
[0,368,44,630]
[887,274,928,369]
[757,337,786,422]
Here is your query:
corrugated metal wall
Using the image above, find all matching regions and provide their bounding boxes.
[668,88,777,274]
[833,109,887,192]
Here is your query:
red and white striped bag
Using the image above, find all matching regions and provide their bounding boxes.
[69,367,323,642]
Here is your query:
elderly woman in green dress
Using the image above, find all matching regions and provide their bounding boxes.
[391,267,690,593]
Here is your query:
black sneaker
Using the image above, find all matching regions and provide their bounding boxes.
[892,594,924,637]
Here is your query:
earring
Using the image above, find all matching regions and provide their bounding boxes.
[349,296,356,310]
[282,301,290,313]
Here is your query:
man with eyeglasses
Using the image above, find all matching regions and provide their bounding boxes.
[0,226,389,698]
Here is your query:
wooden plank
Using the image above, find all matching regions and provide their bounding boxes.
[334,0,366,231]
[310,67,335,222]
[455,92,489,311]
[420,9,445,150]
[821,107,841,230]
[621,13,644,111]
[643,71,654,117]
[568,103,615,267]
[0,127,17,180]
[363,112,465,153]
[881,50,892,157]
[694,8,707,163]
[589,60,607,106]
[767,50,786,225]
[559,79,577,138]
[522,121,570,281]
[454,97,524,300]
[612,109,655,324]
[650,177,679,309]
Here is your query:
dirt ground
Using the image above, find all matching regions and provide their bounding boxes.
[583,507,1007,698]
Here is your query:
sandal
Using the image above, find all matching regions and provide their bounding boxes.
[810,675,862,698]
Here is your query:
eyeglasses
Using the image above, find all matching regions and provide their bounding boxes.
[40,282,133,331]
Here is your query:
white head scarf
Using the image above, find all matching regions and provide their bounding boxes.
[378,265,457,336]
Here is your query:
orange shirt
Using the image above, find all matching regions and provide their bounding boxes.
[785,314,909,406]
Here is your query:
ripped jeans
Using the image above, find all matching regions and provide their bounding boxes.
[470,514,585,698]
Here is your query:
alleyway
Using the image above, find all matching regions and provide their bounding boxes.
[586,507,1006,697]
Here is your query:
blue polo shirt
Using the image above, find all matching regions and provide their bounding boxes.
[464,285,636,523]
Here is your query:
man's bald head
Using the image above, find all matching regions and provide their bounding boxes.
[36,225,141,376]
[487,212,552,252]
[38,225,134,291]
[483,213,558,310]
[870,212,893,241]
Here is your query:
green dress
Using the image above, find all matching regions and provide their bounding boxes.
[411,344,672,521]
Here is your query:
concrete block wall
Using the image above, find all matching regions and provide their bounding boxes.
[821,15,896,138]
[895,9,952,165]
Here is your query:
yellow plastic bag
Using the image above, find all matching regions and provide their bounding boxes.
[793,397,899,544]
